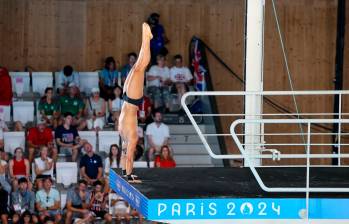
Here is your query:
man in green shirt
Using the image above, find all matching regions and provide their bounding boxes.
[38,87,60,128]
[59,85,86,130]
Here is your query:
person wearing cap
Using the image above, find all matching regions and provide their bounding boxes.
[57,65,80,95]
[10,177,37,223]
[58,84,86,131]
[85,87,106,131]
[27,121,57,163]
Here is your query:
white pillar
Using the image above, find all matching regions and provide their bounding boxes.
[244,0,265,166]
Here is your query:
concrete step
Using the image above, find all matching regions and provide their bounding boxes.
[168,124,206,134]
[174,154,212,165]
[170,134,203,144]
[172,144,208,155]
[176,164,215,167]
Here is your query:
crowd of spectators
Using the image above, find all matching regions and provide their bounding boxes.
[0,12,198,223]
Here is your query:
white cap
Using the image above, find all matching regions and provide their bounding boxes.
[91,87,100,93]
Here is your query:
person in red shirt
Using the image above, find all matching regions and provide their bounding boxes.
[27,121,57,163]
[154,145,176,168]
[137,95,153,125]
[0,67,12,106]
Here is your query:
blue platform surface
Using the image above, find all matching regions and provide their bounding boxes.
[109,167,349,221]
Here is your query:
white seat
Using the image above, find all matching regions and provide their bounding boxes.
[32,72,53,96]
[79,72,99,95]
[56,162,78,187]
[32,163,36,180]
[9,72,31,96]
[13,101,34,125]
[0,106,11,122]
[98,131,120,153]
[134,161,153,168]
[78,131,97,151]
[4,131,25,155]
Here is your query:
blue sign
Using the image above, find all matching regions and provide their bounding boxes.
[109,170,349,221]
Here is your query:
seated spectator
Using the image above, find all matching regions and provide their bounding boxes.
[146,111,170,161]
[146,54,171,110]
[0,154,11,193]
[0,119,8,150]
[148,12,169,64]
[35,177,61,223]
[121,52,137,85]
[79,142,103,185]
[10,177,37,223]
[109,191,130,221]
[27,121,57,163]
[0,67,13,106]
[85,87,106,131]
[104,144,120,192]
[99,57,119,100]
[34,146,54,190]
[0,183,9,224]
[14,121,24,131]
[104,144,121,175]
[65,180,92,224]
[108,86,123,130]
[155,145,176,168]
[59,84,86,131]
[57,65,80,95]
[55,112,85,162]
[19,210,35,224]
[138,95,153,125]
[38,87,60,128]
[89,181,111,222]
[169,82,195,113]
[170,54,193,85]
[9,148,30,191]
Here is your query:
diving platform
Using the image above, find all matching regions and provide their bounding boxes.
[110,167,349,223]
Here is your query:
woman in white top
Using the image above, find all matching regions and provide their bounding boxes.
[86,87,107,131]
[104,144,121,175]
[34,146,54,189]
[104,144,121,193]
[108,86,123,131]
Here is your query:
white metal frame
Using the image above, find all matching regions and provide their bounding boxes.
[182,90,349,219]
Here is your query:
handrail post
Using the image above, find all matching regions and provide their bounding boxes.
[338,93,342,166]
[306,121,311,220]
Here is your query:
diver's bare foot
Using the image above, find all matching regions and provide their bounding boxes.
[143,22,153,40]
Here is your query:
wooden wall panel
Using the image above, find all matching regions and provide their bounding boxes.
[0,0,343,165]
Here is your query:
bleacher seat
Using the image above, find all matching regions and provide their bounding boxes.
[56,162,78,187]
[32,72,53,96]
[0,106,11,122]
[4,131,25,155]
[9,72,30,96]
[32,163,36,180]
[78,131,97,151]
[13,101,34,125]
[79,72,99,95]
[98,131,120,154]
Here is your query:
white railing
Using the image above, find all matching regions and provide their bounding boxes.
[181,90,349,219]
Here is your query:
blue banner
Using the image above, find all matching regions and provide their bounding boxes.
[148,198,349,220]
